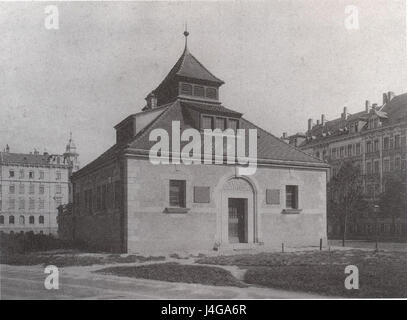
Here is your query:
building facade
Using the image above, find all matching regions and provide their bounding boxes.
[284,92,407,239]
[0,136,79,235]
[70,33,329,254]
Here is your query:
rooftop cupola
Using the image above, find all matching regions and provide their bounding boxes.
[147,27,224,109]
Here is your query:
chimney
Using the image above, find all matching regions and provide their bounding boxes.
[372,103,378,110]
[365,100,370,113]
[387,91,395,102]
[33,149,39,155]
[321,114,326,126]
[316,120,320,126]
[383,93,388,105]
[282,132,288,139]
[308,118,313,131]
[145,92,157,110]
[5,144,10,152]
[341,106,348,120]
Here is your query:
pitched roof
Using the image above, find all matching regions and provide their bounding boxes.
[300,92,407,148]
[125,100,326,165]
[0,152,66,166]
[153,48,224,95]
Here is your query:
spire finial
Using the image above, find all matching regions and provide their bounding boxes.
[183,22,189,50]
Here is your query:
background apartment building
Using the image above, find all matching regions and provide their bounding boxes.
[0,135,79,235]
[283,91,407,239]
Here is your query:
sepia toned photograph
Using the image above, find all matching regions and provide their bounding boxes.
[0,0,406,304]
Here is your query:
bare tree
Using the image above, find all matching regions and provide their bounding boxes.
[328,160,365,246]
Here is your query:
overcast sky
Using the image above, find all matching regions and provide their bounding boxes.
[1,0,406,166]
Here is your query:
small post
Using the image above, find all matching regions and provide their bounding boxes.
[282,242,284,253]
[319,238,322,251]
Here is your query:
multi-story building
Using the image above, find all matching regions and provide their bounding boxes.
[283,91,407,239]
[0,135,79,235]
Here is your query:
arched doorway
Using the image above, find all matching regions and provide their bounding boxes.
[220,177,257,247]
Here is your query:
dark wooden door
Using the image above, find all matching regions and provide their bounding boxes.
[228,198,247,243]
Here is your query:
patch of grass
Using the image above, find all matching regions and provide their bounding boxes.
[1,252,166,267]
[196,250,407,298]
[95,262,247,287]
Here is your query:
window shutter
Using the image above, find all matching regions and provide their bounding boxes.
[266,189,280,205]
[194,186,210,203]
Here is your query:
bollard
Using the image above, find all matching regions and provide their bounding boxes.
[320,238,322,251]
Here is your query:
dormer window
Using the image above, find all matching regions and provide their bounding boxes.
[179,82,219,101]
[181,83,193,95]
[206,87,218,99]
[193,85,205,97]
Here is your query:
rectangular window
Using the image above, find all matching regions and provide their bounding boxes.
[29,171,34,179]
[285,185,298,209]
[56,184,61,194]
[215,117,226,130]
[202,116,213,130]
[19,199,25,210]
[374,140,379,152]
[19,169,24,179]
[29,183,35,194]
[180,83,193,95]
[169,180,186,208]
[193,186,210,203]
[56,171,61,180]
[39,171,44,180]
[384,159,390,172]
[19,184,25,194]
[340,146,344,158]
[39,184,45,194]
[266,189,280,205]
[193,85,205,97]
[383,137,389,150]
[9,170,15,178]
[356,143,361,155]
[347,144,353,157]
[206,87,217,99]
[395,135,401,149]
[331,148,337,159]
[9,185,15,194]
[366,141,372,153]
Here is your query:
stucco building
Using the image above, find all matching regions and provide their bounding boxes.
[284,92,407,239]
[0,135,79,235]
[71,33,329,253]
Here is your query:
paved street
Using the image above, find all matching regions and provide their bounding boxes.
[0,264,328,300]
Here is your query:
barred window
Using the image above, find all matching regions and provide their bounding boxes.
[286,185,298,209]
[169,180,186,208]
